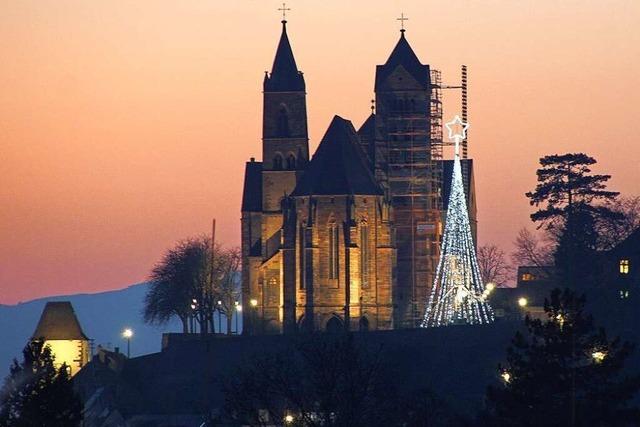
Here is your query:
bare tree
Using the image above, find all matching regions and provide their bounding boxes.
[598,195,640,249]
[144,236,240,334]
[477,244,511,286]
[511,228,554,272]
[211,247,241,335]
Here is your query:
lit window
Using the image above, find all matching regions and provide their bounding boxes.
[620,290,630,299]
[360,222,369,288]
[521,273,535,281]
[619,259,630,275]
[328,222,339,279]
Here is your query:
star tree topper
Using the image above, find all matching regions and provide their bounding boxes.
[445,115,469,156]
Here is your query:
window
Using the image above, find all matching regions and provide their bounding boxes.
[299,224,306,290]
[328,222,339,279]
[286,154,296,170]
[273,154,283,170]
[360,222,369,288]
[521,273,535,282]
[620,259,630,274]
[277,107,289,137]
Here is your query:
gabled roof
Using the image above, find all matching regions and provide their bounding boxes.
[292,116,382,197]
[357,113,376,139]
[375,31,429,91]
[33,301,89,341]
[241,160,262,212]
[264,21,305,92]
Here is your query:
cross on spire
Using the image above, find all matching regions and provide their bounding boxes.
[397,12,408,32]
[278,2,291,23]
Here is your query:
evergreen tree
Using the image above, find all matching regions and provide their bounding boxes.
[485,289,640,426]
[525,153,622,287]
[0,339,82,427]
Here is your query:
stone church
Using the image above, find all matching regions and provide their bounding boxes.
[241,19,476,334]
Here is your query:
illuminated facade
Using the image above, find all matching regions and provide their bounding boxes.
[32,301,90,376]
[241,20,478,333]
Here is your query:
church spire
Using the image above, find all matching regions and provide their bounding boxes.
[374,23,429,91]
[264,15,305,92]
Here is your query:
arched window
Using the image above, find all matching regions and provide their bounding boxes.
[359,316,370,332]
[286,153,296,170]
[360,221,369,288]
[326,316,343,333]
[273,154,283,170]
[299,223,306,290]
[328,220,339,279]
[277,107,290,137]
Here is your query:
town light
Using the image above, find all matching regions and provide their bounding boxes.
[122,328,133,358]
[592,350,607,363]
[284,414,294,423]
[518,297,528,307]
[501,370,511,383]
[486,282,496,292]
[236,305,243,312]
[250,298,258,307]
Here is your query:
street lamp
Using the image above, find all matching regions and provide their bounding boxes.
[284,414,294,424]
[235,302,242,334]
[122,328,133,358]
[250,298,258,307]
[517,297,528,307]
[501,370,511,384]
[217,300,222,334]
[592,350,607,363]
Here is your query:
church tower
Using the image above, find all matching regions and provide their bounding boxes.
[261,18,309,246]
[374,28,437,328]
[241,18,309,335]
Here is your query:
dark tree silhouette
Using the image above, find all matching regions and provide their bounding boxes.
[485,289,640,427]
[525,153,622,287]
[0,340,82,427]
[144,235,241,334]
[222,334,463,427]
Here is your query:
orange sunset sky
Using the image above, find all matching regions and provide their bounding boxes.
[1,1,639,304]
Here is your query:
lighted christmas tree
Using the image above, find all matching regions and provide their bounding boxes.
[422,116,494,327]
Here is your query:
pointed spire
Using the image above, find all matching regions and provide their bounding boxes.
[264,20,305,92]
[375,29,429,91]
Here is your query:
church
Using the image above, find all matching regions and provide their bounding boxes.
[240,18,477,334]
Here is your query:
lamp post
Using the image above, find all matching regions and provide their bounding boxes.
[250,298,258,335]
[217,300,222,334]
[122,328,133,358]
[235,302,242,334]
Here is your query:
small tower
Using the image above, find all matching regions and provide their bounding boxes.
[32,301,90,376]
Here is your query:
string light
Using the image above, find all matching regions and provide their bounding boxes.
[422,117,494,327]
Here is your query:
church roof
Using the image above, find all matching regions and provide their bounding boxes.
[264,21,305,92]
[33,301,89,341]
[375,31,429,91]
[241,159,262,212]
[357,113,376,139]
[292,115,382,197]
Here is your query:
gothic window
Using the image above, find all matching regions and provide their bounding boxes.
[620,259,630,274]
[273,154,283,170]
[286,153,296,170]
[328,221,339,279]
[360,221,369,288]
[277,107,290,137]
[299,223,306,290]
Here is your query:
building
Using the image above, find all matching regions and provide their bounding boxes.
[241,19,477,333]
[32,301,90,376]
